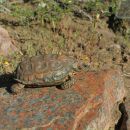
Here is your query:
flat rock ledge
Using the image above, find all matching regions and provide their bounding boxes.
[0,69,126,130]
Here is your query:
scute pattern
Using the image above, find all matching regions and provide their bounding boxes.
[50,61,63,71]
[34,61,48,73]
[14,54,76,86]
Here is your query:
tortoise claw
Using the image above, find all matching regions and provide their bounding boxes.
[60,77,75,90]
[11,83,25,94]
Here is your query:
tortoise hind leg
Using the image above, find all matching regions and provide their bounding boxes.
[60,77,75,90]
[11,83,25,94]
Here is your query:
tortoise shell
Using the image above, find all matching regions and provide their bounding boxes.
[14,54,76,86]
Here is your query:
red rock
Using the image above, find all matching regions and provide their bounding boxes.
[0,69,126,130]
[0,26,18,56]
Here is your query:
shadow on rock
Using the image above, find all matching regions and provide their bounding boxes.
[115,103,128,130]
[107,8,126,36]
[0,73,15,93]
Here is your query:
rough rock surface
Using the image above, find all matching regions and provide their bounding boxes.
[123,59,130,130]
[0,69,126,130]
[0,26,18,56]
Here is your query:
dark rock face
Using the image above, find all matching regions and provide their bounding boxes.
[0,69,126,130]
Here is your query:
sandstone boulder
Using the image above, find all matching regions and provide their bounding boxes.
[0,69,126,130]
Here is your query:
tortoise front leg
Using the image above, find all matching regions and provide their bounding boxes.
[11,83,25,94]
[60,76,75,90]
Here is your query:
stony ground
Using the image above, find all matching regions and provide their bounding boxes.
[0,0,130,129]
[0,0,129,74]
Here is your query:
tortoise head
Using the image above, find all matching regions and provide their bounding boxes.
[72,62,81,72]
[71,56,90,72]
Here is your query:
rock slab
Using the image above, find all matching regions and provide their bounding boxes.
[0,69,126,130]
[123,60,130,130]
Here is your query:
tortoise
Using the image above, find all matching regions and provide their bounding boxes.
[11,54,82,94]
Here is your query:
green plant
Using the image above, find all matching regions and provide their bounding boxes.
[35,0,72,24]
[10,5,34,25]
[10,52,22,70]
[82,0,119,17]
[22,42,37,57]
[0,56,5,73]
[0,52,23,73]
[0,0,6,3]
